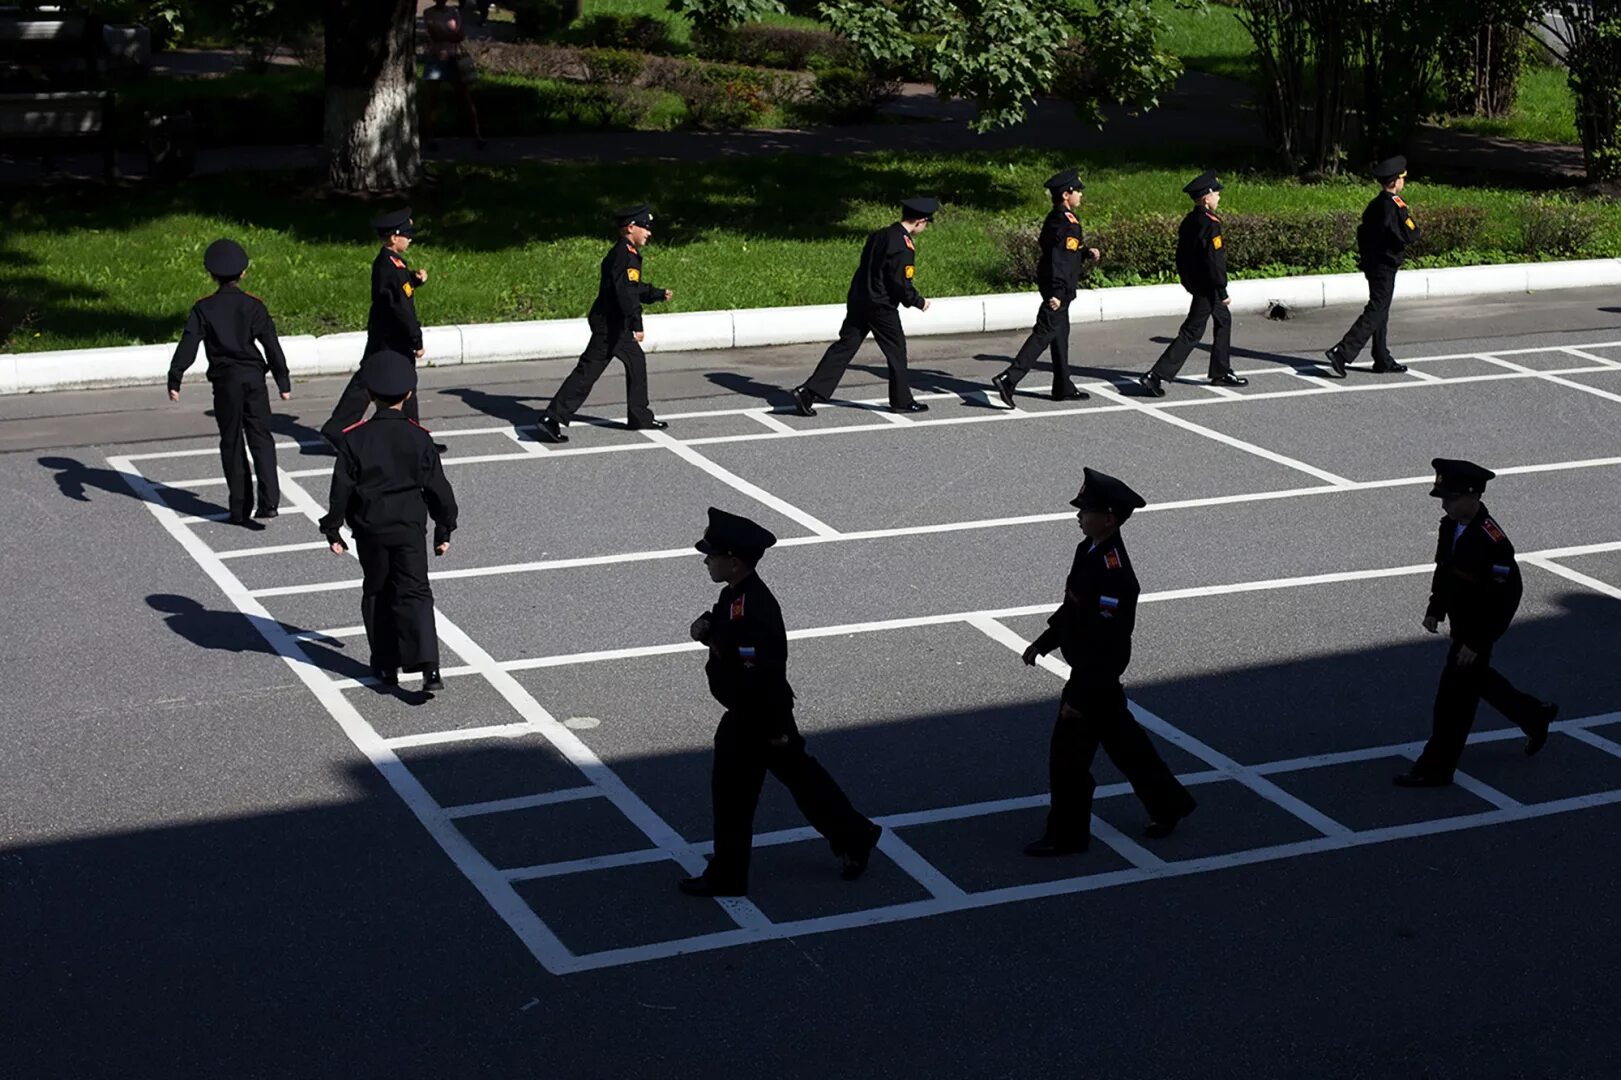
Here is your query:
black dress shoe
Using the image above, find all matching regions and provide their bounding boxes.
[1051,384,1090,401]
[432,442,448,454]
[892,401,929,414]
[628,418,668,431]
[1023,836,1089,857]
[1370,359,1408,374]
[372,667,399,687]
[1137,373,1165,398]
[839,823,883,881]
[1324,345,1349,378]
[1393,770,1451,788]
[678,875,746,898]
[421,668,444,692]
[252,507,280,520]
[536,416,568,443]
[228,515,266,531]
[1210,372,1249,388]
[991,372,1016,408]
[790,386,817,417]
[1525,701,1558,756]
[1144,796,1197,839]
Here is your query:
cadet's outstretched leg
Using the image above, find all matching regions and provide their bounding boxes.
[388,536,439,671]
[1206,299,1234,379]
[802,313,870,402]
[867,307,916,408]
[212,378,252,519]
[1002,301,1062,388]
[1479,663,1544,730]
[1337,272,1394,362]
[1048,300,1074,395]
[544,327,615,424]
[1368,271,1397,365]
[240,379,279,515]
[765,732,876,856]
[1412,640,1488,781]
[357,536,401,672]
[613,334,657,426]
[321,369,374,446]
[1044,696,1105,846]
[1149,296,1214,381]
[1095,689,1194,822]
[706,713,770,892]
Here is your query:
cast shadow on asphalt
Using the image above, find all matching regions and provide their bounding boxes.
[5,592,1621,1078]
[38,456,225,518]
[1144,337,1338,377]
[438,385,547,431]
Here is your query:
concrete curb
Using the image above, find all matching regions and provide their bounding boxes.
[6,258,1620,395]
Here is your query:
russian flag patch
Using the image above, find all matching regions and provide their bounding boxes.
[738,645,756,667]
[1098,595,1119,618]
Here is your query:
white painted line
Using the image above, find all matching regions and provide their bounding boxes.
[640,429,842,539]
[1564,725,1621,760]
[874,830,968,900]
[292,625,366,643]
[1478,353,1621,405]
[1558,346,1621,369]
[334,663,480,690]
[384,722,536,750]
[745,410,798,435]
[1525,555,1621,602]
[1088,815,1167,869]
[1202,383,1245,400]
[106,455,582,976]
[1447,769,1523,811]
[218,539,331,559]
[444,786,603,820]
[1403,367,1445,384]
[504,426,549,456]
[504,847,675,882]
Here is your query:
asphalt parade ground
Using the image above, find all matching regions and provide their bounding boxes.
[4,287,1621,1078]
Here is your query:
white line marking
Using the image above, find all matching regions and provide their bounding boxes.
[640,429,842,538]
[384,722,536,749]
[217,540,331,559]
[106,455,581,975]
[874,831,968,900]
[1087,815,1167,869]
[504,847,675,882]
[1558,347,1621,369]
[444,786,603,819]
[1445,769,1523,810]
[745,410,799,435]
[1565,725,1621,760]
[1478,353,1621,405]
[334,663,480,690]
[1403,367,1445,384]
[1525,555,1621,602]
[292,625,366,643]
[504,426,549,456]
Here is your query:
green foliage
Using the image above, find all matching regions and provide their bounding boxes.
[667,0,784,48]
[580,46,648,84]
[1055,0,1184,127]
[1550,1,1621,181]
[568,11,677,50]
[510,0,584,40]
[920,0,1069,132]
[1519,197,1605,257]
[806,63,899,121]
[696,23,856,68]
[816,0,919,70]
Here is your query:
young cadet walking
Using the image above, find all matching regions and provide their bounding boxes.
[791,197,939,417]
[167,239,292,530]
[1395,458,1557,788]
[992,169,1097,407]
[1019,469,1197,855]
[322,207,429,445]
[1325,156,1417,377]
[1138,171,1247,397]
[680,508,882,898]
[536,203,674,443]
[319,352,458,692]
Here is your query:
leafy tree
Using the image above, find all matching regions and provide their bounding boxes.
[1536,1,1621,181]
[324,0,419,193]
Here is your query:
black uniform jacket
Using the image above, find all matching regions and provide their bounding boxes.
[1357,190,1419,273]
[319,411,458,545]
[1032,535,1141,691]
[1036,205,1087,302]
[1174,208,1228,300]
[846,223,926,311]
[167,283,291,393]
[1425,503,1521,652]
[700,572,795,737]
[589,241,666,333]
[367,246,424,352]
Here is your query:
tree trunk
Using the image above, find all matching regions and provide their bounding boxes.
[324,0,419,193]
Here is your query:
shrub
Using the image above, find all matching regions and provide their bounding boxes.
[580,47,646,86]
[644,60,801,128]
[1406,205,1490,259]
[1518,198,1604,258]
[806,65,899,123]
[466,40,585,80]
[568,13,675,53]
[697,24,856,69]
[509,0,581,41]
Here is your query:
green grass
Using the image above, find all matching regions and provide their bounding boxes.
[4,148,1615,353]
[1153,0,1256,83]
[1438,63,1579,146]
[577,0,824,45]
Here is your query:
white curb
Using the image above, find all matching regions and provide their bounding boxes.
[5,258,1620,395]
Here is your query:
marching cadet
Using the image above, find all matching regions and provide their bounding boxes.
[680,507,882,897]
[536,203,674,443]
[1138,171,1247,397]
[321,207,429,446]
[319,351,458,693]
[167,238,292,530]
[1325,156,1416,377]
[1019,469,1197,855]
[1395,459,1557,787]
[791,197,938,417]
[991,168,1097,407]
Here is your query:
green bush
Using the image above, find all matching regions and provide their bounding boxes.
[568,12,675,52]
[1519,198,1605,258]
[509,0,582,41]
[580,47,647,86]
[697,24,856,69]
[1406,205,1490,259]
[644,60,802,128]
[806,64,898,123]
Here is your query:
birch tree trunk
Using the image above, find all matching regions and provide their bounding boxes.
[324,0,419,193]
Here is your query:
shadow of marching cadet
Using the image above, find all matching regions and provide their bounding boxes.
[969,351,1147,398]
[1145,336,1336,378]
[39,456,225,518]
[438,385,544,435]
[269,410,337,458]
[705,370,796,410]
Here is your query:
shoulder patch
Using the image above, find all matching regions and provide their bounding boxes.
[627,267,640,282]
[903,235,915,251]
[1481,518,1506,543]
[1064,211,1078,224]
[1211,235,1223,249]
[341,418,368,434]
[729,595,745,620]
[402,282,414,297]
[904,265,915,279]
[1405,217,1415,230]
[1104,549,1121,570]
[1205,212,1220,223]
[1393,196,1407,209]
[389,256,406,269]
[406,418,432,433]
[1064,236,1080,251]
[626,243,637,254]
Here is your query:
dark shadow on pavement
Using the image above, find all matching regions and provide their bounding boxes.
[39,455,225,518]
[705,370,795,409]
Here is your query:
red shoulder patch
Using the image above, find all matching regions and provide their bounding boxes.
[1482,518,1506,542]
[1104,549,1121,570]
[729,596,745,620]
[341,419,368,434]
[1205,212,1220,223]
[626,244,637,254]
[1393,196,1408,209]
[389,256,406,269]
[1064,211,1078,223]
[406,418,433,433]
[903,235,915,251]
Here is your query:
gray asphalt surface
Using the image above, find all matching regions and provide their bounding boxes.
[3,287,1620,1078]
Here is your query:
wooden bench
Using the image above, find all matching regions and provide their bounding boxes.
[0,13,115,177]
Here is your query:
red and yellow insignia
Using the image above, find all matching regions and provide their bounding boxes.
[1393,196,1407,208]
[1212,235,1223,249]
[1104,549,1121,570]
[1065,237,1080,251]
[402,282,414,297]
[903,236,915,251]
[904,265,915,279]
[627,267,640,282]
[1482,519,1506,542]
[1206,213,1220,222]
[729,596,745,620]
[389,256,406,269]
[1064,212,1077,223]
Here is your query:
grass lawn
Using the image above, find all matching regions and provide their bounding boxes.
[577,0,824,45]
[5,146,1615,354]
[1437,63,1579,146]
[1153,0,1257,83]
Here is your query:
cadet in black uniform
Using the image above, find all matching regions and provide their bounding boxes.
[679,507,882,897]
[536,203,674,443]
[321,207,429,445]
[1020,469,1197,854]
[991,168,1097,407]
[167,239,292,530]
[791,197,938,417]
[319,351,458,692]
[1325,156,1416,377]
[1395,459,1557,787]
[1139,171,1247,397]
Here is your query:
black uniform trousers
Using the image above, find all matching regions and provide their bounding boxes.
[1413,638,1544,780]
[1336,270,1397,365]
[1149,294,1233,381]
[356,530,439,672]
[1047,680,1192,843]
[803,306,916,409]
[542,314,655,426]
[322,342,420,446]
[212,374,279,518]
[1002,298,1072,394]
[707,712,875,891]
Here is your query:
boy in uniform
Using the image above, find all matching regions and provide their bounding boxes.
[1139,172,1247,396]
[1325,156,1418,377]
